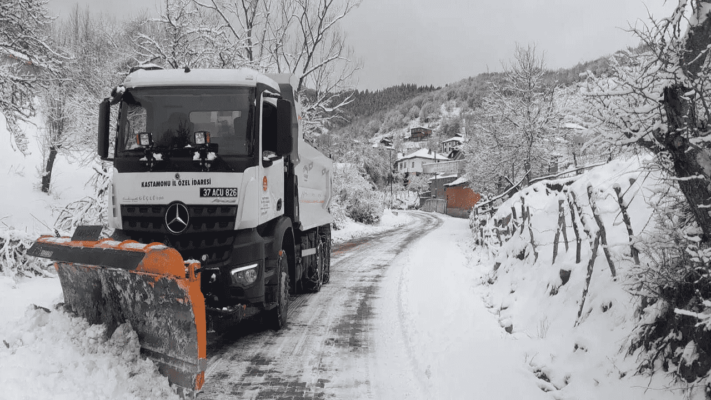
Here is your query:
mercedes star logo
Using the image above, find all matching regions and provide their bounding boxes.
[165,203,190,234]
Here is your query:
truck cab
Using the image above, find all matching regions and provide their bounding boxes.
[99,67,332,324]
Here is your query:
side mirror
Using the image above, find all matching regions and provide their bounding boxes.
[98,98,111,159]
[276,99,293,156]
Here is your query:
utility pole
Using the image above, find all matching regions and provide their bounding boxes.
[382,142,394,209]
[389,146,393,209]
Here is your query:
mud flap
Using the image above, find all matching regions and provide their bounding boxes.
[28,237,206,394]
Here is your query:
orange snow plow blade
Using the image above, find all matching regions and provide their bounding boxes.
[27,236,206,395]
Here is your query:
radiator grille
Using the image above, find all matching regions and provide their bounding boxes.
[120,204,238,266]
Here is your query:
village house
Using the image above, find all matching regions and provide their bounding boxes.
[428,173,458,198]
[441,134,464,154]
[395,148,448,175]
[443,177,481,218]
[406,127,432,142]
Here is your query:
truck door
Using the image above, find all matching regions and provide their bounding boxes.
[259,95,285,225]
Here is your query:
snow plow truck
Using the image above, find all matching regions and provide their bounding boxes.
[28,67,333,396]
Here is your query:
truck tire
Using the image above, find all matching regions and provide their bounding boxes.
[303,244,323,293]
[321,235,331,284]
[267,250,289,330]
[320,225,331,284]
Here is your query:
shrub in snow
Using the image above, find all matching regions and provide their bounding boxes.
[0,229,53,279]
[53,163,111,237]
[332,164,384,228]
[626,172,711,384]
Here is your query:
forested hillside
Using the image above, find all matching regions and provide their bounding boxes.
[328,84,440,128]
[316,48,618,197]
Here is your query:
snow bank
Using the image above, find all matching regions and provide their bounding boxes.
[0,277,179,400]
[332,209,414,244]
[473,156,696,399]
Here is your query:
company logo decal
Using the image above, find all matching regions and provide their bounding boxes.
[141,178,211,188]
[302,162,313,182]
[165,203,190,234]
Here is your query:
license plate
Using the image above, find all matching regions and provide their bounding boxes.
[200,188,238,197]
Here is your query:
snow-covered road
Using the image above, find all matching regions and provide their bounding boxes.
[199,211,548,399]
[372,213,551,400]
[1,211,551,399]
[199,211,442,399]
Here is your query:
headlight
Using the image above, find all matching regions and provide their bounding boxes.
[230,263,259,286]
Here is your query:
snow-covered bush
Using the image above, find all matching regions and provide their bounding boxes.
[332,163,384,228]
[379,109,405,133]
[53,162,111,237]
[406,173,429,194]
[0,229,53,278]
[624,165,711,384]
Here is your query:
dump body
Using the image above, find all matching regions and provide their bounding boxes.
[296,139,332,231]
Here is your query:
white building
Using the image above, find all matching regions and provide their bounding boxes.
[441,135,464,154]
[395,148,448,175]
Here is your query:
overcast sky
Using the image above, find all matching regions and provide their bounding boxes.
[47,0,675,90]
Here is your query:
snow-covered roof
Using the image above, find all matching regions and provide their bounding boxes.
[122,68,280,92]
[444,177,469,187]
[443,136,464,144]
[397,148,448,162]
[428,173,459,181]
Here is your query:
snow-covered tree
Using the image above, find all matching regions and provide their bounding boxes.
[183,0,361,138]
[419,101,439,122]
[36,7,130,193]
[0,0,64,154]
[331,162,384,227]
[134,0,223,69]
[584,0,711,240]
[467,44,561,194]
[583,0,711,384]
[406,173,429,193]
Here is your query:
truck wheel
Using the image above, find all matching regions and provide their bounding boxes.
[304,243,323,293]
[268,250,289,330]
[321,235,331,284]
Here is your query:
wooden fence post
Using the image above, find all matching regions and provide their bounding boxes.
[566,190,582,264]
[613,182,640,265]
[587,184,617,277]
[527,206,539,262]
[575,231,601,326]
[552,199,568,264]
[520,197,527,235]
[495,219,503,246]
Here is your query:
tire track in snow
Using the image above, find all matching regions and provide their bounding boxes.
[368,212,443,400]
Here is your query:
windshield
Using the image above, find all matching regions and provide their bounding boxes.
[117,87,255,157]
